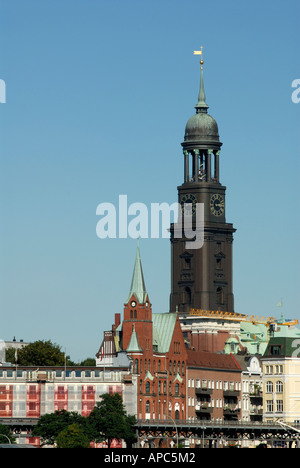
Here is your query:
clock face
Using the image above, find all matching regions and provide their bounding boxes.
[210,193,224,217]
[181,193,197,215]
[131,301,136,307]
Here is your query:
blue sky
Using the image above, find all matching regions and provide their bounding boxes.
[0,0,299,361]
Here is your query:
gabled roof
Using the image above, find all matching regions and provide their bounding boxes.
[126,243,148,305]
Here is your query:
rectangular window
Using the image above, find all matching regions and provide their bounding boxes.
[266,400,274,412]
[276,400,283,412]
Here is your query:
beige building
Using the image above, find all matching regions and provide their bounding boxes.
[261,337,300,425]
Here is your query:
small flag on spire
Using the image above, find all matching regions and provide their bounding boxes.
[276,299,283,307]
[194,46,203,56]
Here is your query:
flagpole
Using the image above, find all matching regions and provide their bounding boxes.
[15,348,18,377]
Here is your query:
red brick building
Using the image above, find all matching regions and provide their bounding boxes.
[187,350,242,422]
[97,244,188,421]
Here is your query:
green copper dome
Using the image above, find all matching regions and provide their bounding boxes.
[184,112,219,143]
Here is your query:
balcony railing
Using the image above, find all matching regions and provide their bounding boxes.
[195,404,213,414]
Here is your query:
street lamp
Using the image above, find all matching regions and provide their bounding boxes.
[165,415,179,447]
[0,434,12,445]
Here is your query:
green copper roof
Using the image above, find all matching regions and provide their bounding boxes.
[126,325,142,353]
[264,336,299,358]
[126,242,148,304]
[152,313,178,354]
[224,320,300,356]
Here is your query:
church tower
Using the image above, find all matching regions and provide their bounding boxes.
[170,52,236,314]
[122,242,153,352]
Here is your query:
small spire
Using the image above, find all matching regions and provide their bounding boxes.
[126,240,148,304]
[193,47,209,113]
[126,324,142,352]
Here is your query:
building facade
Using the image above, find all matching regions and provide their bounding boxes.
[186,350,242,422]
[262,337,300,425]
[0,365,137,446]
[96,244,188,422]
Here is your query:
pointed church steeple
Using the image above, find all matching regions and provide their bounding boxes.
[123,242,152,352]
[195,56,209,113]
[126,240,148,305]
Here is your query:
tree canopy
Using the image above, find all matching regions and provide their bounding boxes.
[88,393,137,448]
[5,340,95,367]
[6,340,68,366]
[56,423,90,449]
[32,410,87,446]
[32,394,137,448]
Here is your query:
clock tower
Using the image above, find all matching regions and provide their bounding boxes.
[170,54,236,314]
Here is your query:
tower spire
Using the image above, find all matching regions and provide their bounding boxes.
[126,240,148,304]
[194,47,209,113]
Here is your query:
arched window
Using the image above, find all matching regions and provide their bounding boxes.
[146,400,150,413]
[266,381,273,393]
[175,383,179,395]
[130,310,133,319]
[276,381,283,393]
[135,359,139,374]
[134,310,137,319]
[145,381,150,394]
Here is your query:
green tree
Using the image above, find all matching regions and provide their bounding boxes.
[78,358,96,366]
[123,414,137,448]
[87,393,136,448]
[56,423,90,449]
[6,340,70,366]
[0,424,16,445]
[32,410,86,446]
